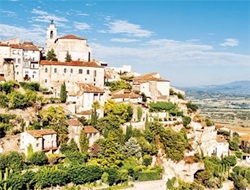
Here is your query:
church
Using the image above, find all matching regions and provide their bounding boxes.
[39,21,105,98]
[45,20,91,62]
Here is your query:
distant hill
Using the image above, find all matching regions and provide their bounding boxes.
[180,80,250,95]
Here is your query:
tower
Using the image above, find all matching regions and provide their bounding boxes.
[46,20,57,51]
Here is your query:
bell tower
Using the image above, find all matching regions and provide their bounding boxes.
[46,20,57,51]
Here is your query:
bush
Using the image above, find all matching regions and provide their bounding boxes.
[142,155,152,166]
[137,169,162,181]
[19,82,40,91]
[29,151,48,165]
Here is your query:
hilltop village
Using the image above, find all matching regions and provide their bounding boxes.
[0,21,249,190]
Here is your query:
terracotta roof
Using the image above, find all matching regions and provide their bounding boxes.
[133,73,169,84]
[111,93,141,99]
[0,43,10,47]
[27,129,57,138]
[21,42,40,51]
[77,110,92,115]
[40,60,103,68]
[57,34,86,41]
[84,126,99,134]
[104,72,111,79]
[78,83,104,93]
[66,119,83,126]
[216,135,228,143]
[0,76,5,82]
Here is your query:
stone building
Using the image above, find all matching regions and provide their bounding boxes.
[46,20,91,62]
[132,72,170,102]
[39,60,105,98]
[0,39,41,82]
[20,129,58,155]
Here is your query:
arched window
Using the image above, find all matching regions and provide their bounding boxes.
[50,31,53,39]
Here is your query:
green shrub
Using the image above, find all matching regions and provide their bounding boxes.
[137,170,161,181]
[142,155,152,166]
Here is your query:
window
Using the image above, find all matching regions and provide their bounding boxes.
[64,68,67,73]
[32,75,34,78]
[36,143,39,147]
[16,72,19,75]
[94,70,97,77]
[18,58,21,63]
[70,68,73,73]
[87,70,89,74]
[25,71,28,74]
[45,79,47,83]
[45,68,48,73]
[54,68,57,73]
[79,69,82,74]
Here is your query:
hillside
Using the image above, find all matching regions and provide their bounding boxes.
[180,80,250,95]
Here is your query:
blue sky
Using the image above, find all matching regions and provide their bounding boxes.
[0,0,249,87]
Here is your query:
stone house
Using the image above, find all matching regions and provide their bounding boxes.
[20,129,57,155]
[0,39,40,82]
[39,60,105,97]
[110,89,142,103]
[216,135,229,157]
[83,126,100,146]
[67,83,105,114]
[132,72,170,102]
[193,123,229,157]
[66,118,84,147]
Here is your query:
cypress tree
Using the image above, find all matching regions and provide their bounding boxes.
[60,82,67,103]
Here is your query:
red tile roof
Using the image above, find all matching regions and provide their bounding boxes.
[66,119,83,126]
[84,126,99,134]
[27,129,57,138]
[0,43,10,47]
[57,34,86,41]
[21,42,40,51]
[40,60,103,68]
[78,83,104,93]
[0,76,5,82]
[111,93,141,99]
[77,110,92,115]
[66,119,82,126]
[9,44,22,49]
[133,72,169,84]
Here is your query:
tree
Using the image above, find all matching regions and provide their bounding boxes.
[65,51,72,62]
[137,106,143,121]
[104,99,133,124]
[183,116,191,127]
[91,101,100,127]
[123,137,142,158]
[97,131,124,168]
[186,101,199,113]
[125,124,133,141]
[60,82,67,103]
[39,106,68,144]
[77,116,89,126]
[79,130,89,152]
[29,151,48,165]
[105,80,132,91]
[46,48,57,61]
[160,127,188,162]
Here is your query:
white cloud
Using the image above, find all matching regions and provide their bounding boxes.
[104,20,153,37]
[0,10,17,17]
[0,24,45,46]
[111,38,139,43]
[220,38,239,47]
[31,9,68,27]
[73,22,91,31]
[90,39,249,67]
